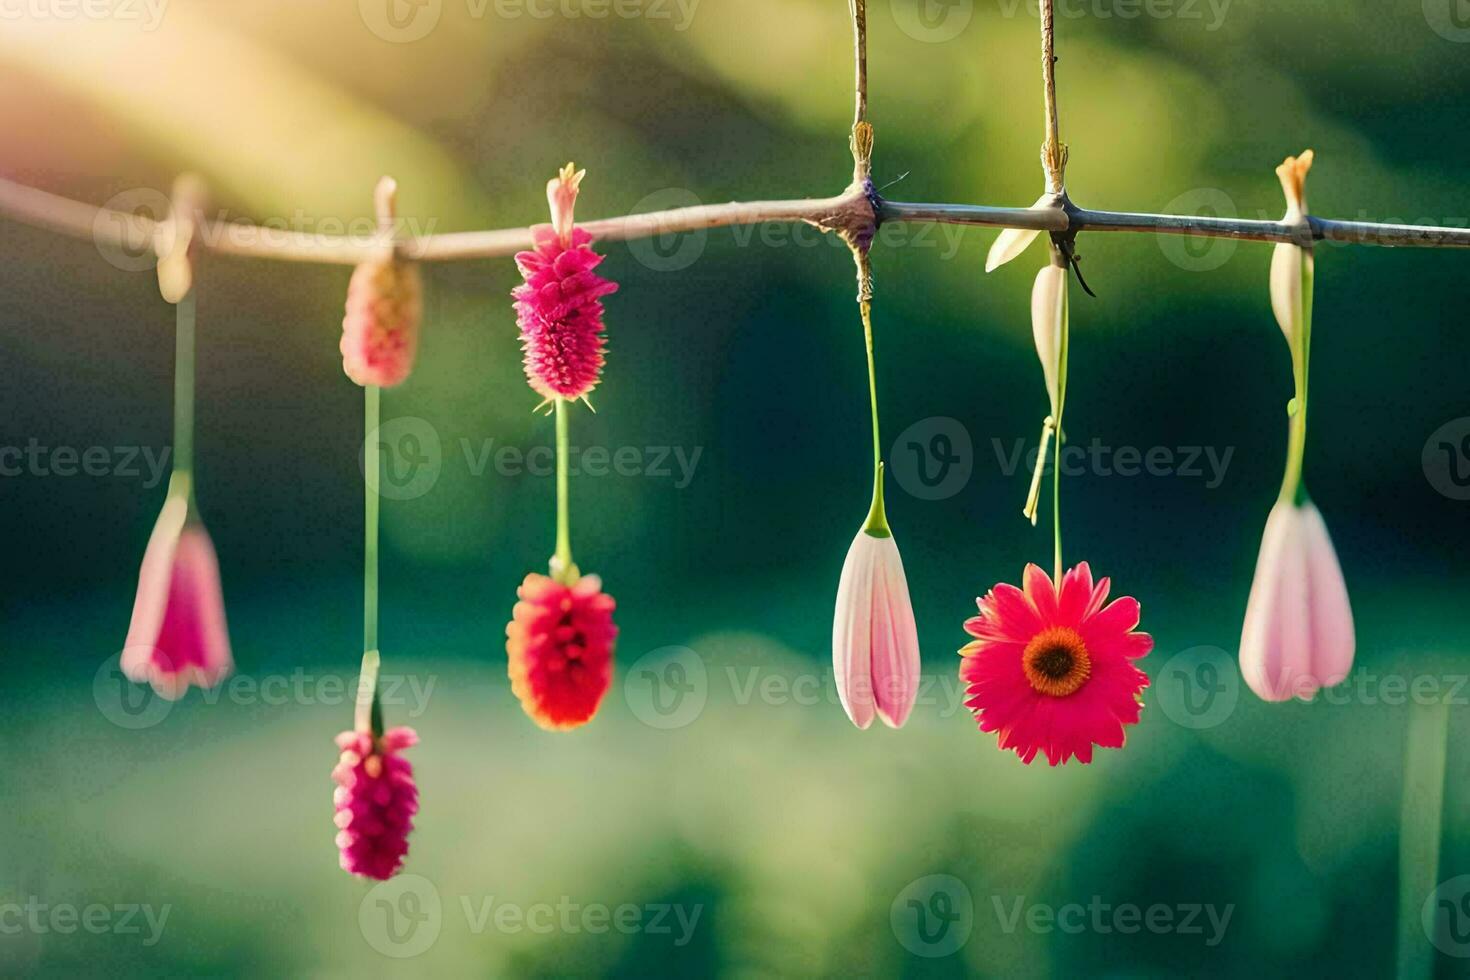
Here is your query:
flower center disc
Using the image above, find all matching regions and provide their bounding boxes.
[1022,626,1091,697]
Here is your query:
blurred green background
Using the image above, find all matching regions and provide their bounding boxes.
[3,0,1470,976]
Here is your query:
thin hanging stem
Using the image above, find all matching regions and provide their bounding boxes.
[1279,252,1314,505]
[553,396,574,574]
[363,384,380,654]
[171,289,196,497]
[1052,261,1070,581]
[860,300,889,536]
[356,384,383,736]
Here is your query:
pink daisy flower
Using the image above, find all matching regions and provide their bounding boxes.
[511,163,618,401]
[959,562,1151,766]
[122,493,233,699]
[332,726,419,881]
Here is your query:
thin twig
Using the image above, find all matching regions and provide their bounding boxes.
[850,0,867,134]
[1039,0,1066,193]
[5,175,1470,267]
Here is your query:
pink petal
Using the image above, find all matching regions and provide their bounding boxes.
[871,537,920,729]
[832,531,879,729]
[1302,503,1355,689]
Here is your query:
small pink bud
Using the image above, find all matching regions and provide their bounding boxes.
[341,258,422,388]
[1239,500,1355,701]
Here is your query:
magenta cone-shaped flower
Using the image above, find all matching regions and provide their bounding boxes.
[833,529,921,729]
[122,492,233,699]
[1239,500,1354,701]
[332,726,419,880]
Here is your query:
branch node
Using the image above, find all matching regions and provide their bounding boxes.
[157,173,207,304]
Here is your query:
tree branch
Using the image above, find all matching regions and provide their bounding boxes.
[4,174,1470,270]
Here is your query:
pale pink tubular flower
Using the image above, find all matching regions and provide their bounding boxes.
[1239,150,1354,702]
[833,523,920,729]
[1239,500,1354,702]
[122,491,233,699]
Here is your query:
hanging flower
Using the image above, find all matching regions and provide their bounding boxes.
[1239,150,1354,702]
[960,563,1151,766]
[122,490,233,699]
[1239,501,1354,701]
[332,726,419,881]
[833,520,920,729]
[506,571,617,731]
[341,257,422,388]
[512,163,618,402]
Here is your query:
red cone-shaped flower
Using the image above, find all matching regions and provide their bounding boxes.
[511,163,618,401]
[332,727,419,881]
[122,493,233,699]
[506,572,617,730]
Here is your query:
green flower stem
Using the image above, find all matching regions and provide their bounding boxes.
[170,289,196,508]
[554,396,576,573]
[359,384,383,736]
[1051,252,1070,582]
[859,299,890,537]
[1279,251,1314,506]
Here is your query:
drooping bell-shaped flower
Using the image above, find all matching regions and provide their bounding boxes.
[341,258,422,388]
[122,487,233,699]
[506,570,617,730]
[1238,149,1355,702]
[512,163,619,402]
[960,563,1151,765]
[332,726,419,881]
[1239,501,1354,701]
[832,520,921,729]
